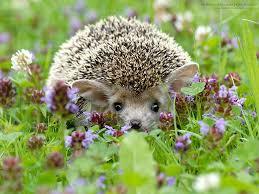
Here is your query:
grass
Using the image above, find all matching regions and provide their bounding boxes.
[0,0,259,194]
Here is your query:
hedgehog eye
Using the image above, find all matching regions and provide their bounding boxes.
[113,102,123,112]
[151,102,159,113]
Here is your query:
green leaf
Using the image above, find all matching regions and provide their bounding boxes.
[181,82,206,96]
[232,139,259,161]
[222,176,259,193]
[160,163,182,176]
[37,171,57,186]
[90,125,100,131]
[119,132,156,194]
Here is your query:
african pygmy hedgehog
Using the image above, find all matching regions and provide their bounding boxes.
[47,16,198,130]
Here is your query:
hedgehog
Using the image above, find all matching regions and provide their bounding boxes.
[47,16,198,130]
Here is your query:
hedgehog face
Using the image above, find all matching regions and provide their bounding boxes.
[72,63,198,130]
[72,79,169,130]
[107,87,168,130]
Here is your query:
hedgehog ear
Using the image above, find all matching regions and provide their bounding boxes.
[166,62,199,92]
[72,79,111,107]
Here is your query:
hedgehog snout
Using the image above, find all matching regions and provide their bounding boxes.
[130,119,142,130]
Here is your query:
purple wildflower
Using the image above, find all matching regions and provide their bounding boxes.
[65,136,72,148]
[0,77,16,107]
[121,125,131,133]
[74,0,86,13]
[198,121,210,136]
[65,131,85,149]
[96,175,106,189]
[175,133,191,152]
[143,15,151,23]
[27,135,44,150]
[67,87,79,101]
[25,88,44,104]
[63,187,75,194]
[160,112,173,123]
[228,86,237,97]
[85,10,98,24]
[0,70,4,79]
[224,72,241,87]
[232,97,246,107]
[0,32,11,44]
[90,112,105,126]
[157,173,176,187]
[65,130,98,157]
[124,7,138,18]
[228,90,246,107]
[70,178,87,187]
[42,81,79,116]
[42,87,54,110]
[251,111,257,118]
[66,102,79,114]
[157,173,165,187]
[2,157,22,192]
[82,130,98,148]
[159,112,174,130]
[221,33,239,51]
[214,118,226,134]
[166,177,176,186]
[218,85,228,98]
[69,16,81,35]
[81,111,92,125]
[175,142,184,150]
[157,173,165,180]
[208,76,217,84]
[104,125,116,136]
[46,152,64,169]
[192,73,200,83]
[186,95,195,103]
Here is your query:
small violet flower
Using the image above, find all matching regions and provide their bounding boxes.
[192,73,200,83]
[0,76,16,107]
[166,177,176,186]
[175,133,191,152]
[214,118,226,134]
[198,121,210,136]
[42,81,79,115]
[65,130,98,149]
[96,175,106,189]
[121,124,131,133]
[0,32,11,44]
[160,112,173,123]
[82,130,98,148]
[105,125,116,136]
[218,85,228,98]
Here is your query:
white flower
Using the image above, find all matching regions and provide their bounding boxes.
[11,49,34,73]
[183,11,193,22]
[195,26,212,43]
[174,14,184,31]
[193,173,220,192]
[153,0,172,23]
[154,0,171,10]
[154,12,172,23]
[174,11,193,32]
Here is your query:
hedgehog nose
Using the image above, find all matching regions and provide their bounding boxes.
[130,119,142,129]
